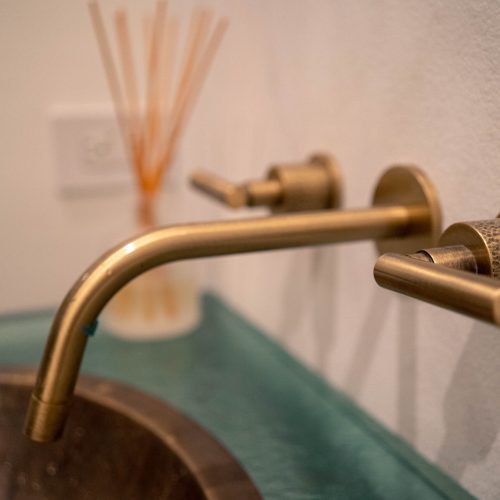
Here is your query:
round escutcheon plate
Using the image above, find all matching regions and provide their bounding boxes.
[372,165,442,255]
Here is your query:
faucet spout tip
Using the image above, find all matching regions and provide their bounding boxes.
[24,394,68,442]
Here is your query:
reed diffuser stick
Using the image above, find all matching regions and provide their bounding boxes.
[114,9,143,184]
[88,0,228,197]
[88,1,135,181]
[143,1,168,181]
[153,17,228,190]
[150,16,179,178]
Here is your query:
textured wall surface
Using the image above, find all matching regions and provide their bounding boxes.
[1,1,500,497]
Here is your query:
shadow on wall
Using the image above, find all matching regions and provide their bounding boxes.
[344,291,392,396]
[311,247,339,373]
[398,299,418,444]
[278,251,500,482]
[437,322,500,480]
[277,250,310,343]
[277,247,339,372]
[344,293,419,443]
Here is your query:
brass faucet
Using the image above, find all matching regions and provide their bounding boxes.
[25,161,440,442]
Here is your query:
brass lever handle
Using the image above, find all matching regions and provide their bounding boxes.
[374,218,500,325]
[190,170,250,208]
[190,154,342,213]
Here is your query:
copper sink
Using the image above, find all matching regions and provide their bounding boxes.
[0,369,260,499]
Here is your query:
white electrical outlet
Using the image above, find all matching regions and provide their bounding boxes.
[52,105,133,195]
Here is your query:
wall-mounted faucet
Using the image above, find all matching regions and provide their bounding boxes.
[374,216,500,325]
[25,157,441,442]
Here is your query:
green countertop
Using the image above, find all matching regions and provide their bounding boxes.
[0,293,471,499]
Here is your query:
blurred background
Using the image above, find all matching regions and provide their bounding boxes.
[2,1,500,497]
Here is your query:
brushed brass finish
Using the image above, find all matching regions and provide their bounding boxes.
[374,218,500,325]
[190,153,342,212]
[246,178,282,207]
[416,245,479,273]
[267,154,342,212]
[375,253,500,324]
[25,165,440,442]
[373,165,442,255]
[189,170,248,208]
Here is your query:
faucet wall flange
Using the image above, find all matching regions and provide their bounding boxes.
[373,165,442,255]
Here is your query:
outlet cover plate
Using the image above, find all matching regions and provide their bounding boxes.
[52,105,133,195]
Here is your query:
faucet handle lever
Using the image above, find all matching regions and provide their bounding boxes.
[191,170,249,208]
[374,217,500,326]
[190,153,342,213]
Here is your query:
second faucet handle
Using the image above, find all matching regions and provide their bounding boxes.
[190,153,342,213]
[374,217,500,326]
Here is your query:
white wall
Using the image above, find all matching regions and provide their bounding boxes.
[2,1,500,497]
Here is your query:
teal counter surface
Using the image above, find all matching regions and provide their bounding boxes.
[0,294,471,499]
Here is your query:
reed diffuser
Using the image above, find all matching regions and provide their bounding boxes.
[87,0,228,339]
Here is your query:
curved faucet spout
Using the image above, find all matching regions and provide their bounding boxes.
[25,206,417,442]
